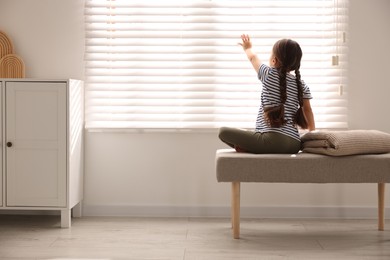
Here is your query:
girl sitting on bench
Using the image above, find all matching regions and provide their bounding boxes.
[219,35,315,154]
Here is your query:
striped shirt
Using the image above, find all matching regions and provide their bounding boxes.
[256,64,312,141]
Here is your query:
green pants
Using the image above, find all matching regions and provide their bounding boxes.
[218,127,301,154]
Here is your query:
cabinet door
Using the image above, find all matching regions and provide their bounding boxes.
[6,82,67,207]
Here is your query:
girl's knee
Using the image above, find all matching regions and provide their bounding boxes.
[218,126,230,141]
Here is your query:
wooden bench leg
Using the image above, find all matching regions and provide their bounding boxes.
[378,183,385,231]
[232,182,240,239]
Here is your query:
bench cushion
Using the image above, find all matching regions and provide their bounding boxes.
[216,149,390,183]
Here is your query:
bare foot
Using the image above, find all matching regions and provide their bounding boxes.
[234,146,246,153]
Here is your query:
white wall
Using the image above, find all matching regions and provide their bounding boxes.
[0,0,85,79]
[348,0,390,132]
[1,0,390,218]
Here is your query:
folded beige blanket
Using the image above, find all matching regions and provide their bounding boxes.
[301,130,390,156]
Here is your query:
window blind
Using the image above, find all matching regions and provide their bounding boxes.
[84,0,348,129]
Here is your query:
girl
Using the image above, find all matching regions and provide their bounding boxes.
[218,34,315,154]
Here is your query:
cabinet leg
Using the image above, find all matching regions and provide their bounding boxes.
[61,209,71,228]
[72,201,83,218]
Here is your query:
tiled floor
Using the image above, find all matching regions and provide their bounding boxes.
[0,215,389,259]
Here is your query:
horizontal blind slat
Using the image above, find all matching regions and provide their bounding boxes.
[84,0,348,129]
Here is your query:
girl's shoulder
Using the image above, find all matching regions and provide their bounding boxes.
[259,64,279,79]
[261,64,278,74]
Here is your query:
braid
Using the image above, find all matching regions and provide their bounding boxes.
[295,69,303,107]
[279,67,287,104]
[264,67,287,128]
[294,68,308,129]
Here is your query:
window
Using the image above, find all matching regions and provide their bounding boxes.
[84,0,348,129]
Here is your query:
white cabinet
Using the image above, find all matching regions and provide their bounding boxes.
[0,79,84,228]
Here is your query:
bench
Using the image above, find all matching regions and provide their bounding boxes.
[215,149,390,239]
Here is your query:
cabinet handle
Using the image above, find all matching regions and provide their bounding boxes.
[6,142,12,147]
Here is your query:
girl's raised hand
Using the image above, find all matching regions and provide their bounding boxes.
[239,34,261,72]
[239,34,252,50]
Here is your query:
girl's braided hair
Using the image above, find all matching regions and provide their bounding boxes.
[264,39,308,129]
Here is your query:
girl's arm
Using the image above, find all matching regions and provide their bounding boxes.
[239,34,262,72]
[302,99,315,131]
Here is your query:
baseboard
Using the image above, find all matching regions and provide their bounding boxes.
[82,205,390,219]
